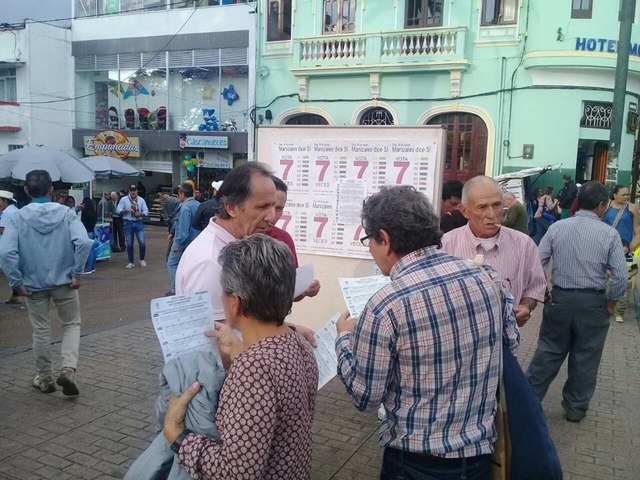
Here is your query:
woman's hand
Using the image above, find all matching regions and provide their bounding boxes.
[206,322,243,370]
[163,381,200,444]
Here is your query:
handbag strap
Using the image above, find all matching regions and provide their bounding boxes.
[610,203,627,230]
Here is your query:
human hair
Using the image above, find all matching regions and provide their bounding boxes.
[64,196,75,207]
[361,186,442,255]
[442,179,463,201]
[272,175,288,194]
[25,170,52,198]
[577,181,608,211]
[216,162,273,219]
[503,192,516,201]
[461,175,502,204]
[545,186,553,195]
[610,184,627,200]
[218,234,295,325]
[179,182,194,197]
[81,197,97,226]
[562,174,571,181]
[172,186,180,195]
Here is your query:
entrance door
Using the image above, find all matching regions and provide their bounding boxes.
[427,112,488,182]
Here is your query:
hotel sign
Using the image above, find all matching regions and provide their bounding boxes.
[184,135,229,149]
[84,130,140,159]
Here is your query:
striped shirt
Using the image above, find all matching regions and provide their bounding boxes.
[441,224,546,304]
[335,246,519,458]
[539,210,627,299]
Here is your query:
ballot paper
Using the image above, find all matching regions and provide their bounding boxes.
[313,313,341,390]
[339,275,391,319]
[294,263,314,298]
[150,291,217,364]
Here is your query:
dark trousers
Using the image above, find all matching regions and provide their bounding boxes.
[526,288,610,420]
[380,448,490,480]
[111,217,125,252]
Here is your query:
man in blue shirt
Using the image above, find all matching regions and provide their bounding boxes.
[166,183,200,295]
[116,184,149,269]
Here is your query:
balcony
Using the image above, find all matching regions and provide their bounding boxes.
[292,26,468,76]
[0,102,21,132]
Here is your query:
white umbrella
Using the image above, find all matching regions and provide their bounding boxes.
[0,146,95,183]
[81,155,143,177]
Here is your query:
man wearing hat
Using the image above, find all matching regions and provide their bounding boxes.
[0,190,21,304]
[116,184,149,269]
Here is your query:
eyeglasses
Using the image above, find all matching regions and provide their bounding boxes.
[360,234,374,247]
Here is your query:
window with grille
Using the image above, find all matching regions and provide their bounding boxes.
[285,114,329,125]
[405,0,443,28]
[323,0,357,34]
[267,0,292,41]
[481,0,518,26]
[580,101,612,129]
[571,0,592,19]
[359,107,393,125]
[0,68,17,103]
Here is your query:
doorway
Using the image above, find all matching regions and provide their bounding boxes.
[575,140,609,184]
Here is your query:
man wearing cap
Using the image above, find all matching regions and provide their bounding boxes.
[191,180,222,231]
[0,190,21,304]
[116,184,149,269]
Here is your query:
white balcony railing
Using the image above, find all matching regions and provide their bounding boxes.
[381,29,458,57]
[300,36,367,61]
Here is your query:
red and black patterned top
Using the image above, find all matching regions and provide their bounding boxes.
[178,331,318,479]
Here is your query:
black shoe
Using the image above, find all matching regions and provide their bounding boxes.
[564,414,583,423]
[56,367,80,396]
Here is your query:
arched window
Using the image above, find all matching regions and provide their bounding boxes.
[285,113,329,125]
[427,112,488,181]
[359,107,394,125]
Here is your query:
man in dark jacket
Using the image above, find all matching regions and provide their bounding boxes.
[557,175,578,219]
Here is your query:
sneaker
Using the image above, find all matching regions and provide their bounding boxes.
[5,295,22,304]
[56,367,79,396]
[125,263,135,269]
[33,374,56,394]
[140,260,147,267]
[615,315,624,323]
[82,269,95,275]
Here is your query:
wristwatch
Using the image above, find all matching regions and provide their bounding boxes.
[170,429,193,454]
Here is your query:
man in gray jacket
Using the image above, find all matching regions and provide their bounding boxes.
[0,170,93,396]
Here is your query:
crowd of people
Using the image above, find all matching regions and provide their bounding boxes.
[0,163,633,479]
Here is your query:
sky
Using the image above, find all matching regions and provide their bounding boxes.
[0,0,72,27]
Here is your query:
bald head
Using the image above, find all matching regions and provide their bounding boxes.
[459,175,504,239]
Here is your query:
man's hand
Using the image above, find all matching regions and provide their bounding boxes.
[607,299,616,317]
[293,279,321,302]
[14,285,31,297]
[513,304,532,327]
[206,322,243,370]
[162,381,200,444]
[286,323,317,347]
[69,277,81,290]
[336,311,355,335]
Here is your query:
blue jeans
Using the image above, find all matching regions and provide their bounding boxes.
[166,244,184,292]
[380,448,490,480]
[84,233,99,272]
[124,220,146,264]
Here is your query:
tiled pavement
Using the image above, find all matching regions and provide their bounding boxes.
[1,308,639,479]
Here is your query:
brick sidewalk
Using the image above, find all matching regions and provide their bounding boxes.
[1,309,639,479]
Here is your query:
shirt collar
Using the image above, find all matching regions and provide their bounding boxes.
[390,245,440,279]
[31,197,51,203]
[210,218,237,243]
[463,223,502,252]
[575,210,600,220]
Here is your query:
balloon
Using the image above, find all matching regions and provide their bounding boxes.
[183,160,190,166]
[184,153,193,161]
[191,158,198,165]
[186,164,195,173]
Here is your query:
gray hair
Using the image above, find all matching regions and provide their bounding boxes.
[503,192,515,200]
[361,185,442,255]
[218,234,295,325]
[461,175,503,204]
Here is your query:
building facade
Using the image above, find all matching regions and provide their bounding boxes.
[255,0,640,188]
[70,0,256,196]
[0,23,74,154]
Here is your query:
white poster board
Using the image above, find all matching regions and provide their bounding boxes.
[258,126,446,259]
[257,126,447,331]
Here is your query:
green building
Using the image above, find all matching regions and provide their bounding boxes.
[255,0,640,189]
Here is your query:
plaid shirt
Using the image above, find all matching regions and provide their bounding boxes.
[336,246,519,458]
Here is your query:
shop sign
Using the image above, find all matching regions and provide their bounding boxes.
[84,130,140,159]
[198,151,233,169]
[184,135,228,149]
[575,37,640,56]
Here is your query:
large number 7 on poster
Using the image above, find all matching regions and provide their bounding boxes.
[353,159,369,179]
[393,160,410,184]
[280,214,292,231]
[316,159,330,181]
[313,216,329,238]
[280,158,294,180]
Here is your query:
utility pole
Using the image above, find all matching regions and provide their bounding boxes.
[607,0,636,190]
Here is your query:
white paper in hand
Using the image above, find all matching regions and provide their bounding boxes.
[313,313,340,390]
[339,275,391,318]
[293,263,314,299]
[150,291,217,364]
